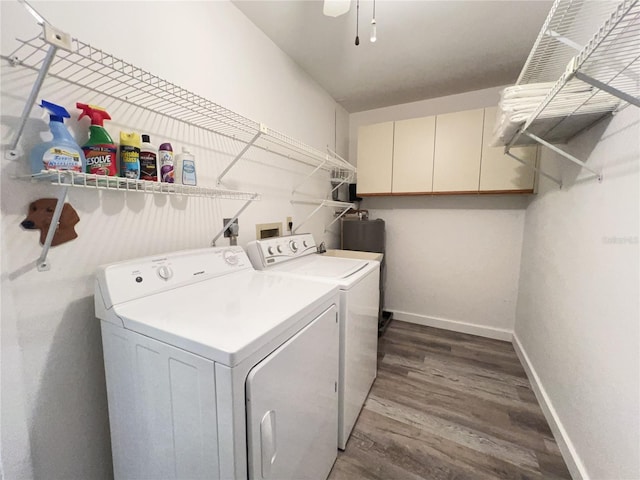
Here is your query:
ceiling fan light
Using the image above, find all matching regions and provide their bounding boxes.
[323,0,351,17]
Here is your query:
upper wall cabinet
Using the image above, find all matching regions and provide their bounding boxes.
[480,107,536,193]
[392,116,435,194]
[356,107,537,196]
[356,122,394,195]
[432,109,484,193]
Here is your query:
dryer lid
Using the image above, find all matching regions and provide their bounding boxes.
[106,270,338,367]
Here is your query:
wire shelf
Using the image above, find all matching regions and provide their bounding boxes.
[28,170,261,201]
[3,33,355,175]
[517,0,621,85]
[520,0,639,140]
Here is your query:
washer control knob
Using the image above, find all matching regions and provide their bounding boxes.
[303,240,308,248]
[157,265,173,280]
[223,250,239,265]
[267,246,275,255]
[277,245,283,254]
[290,241,298,252]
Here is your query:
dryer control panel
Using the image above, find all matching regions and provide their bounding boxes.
[246,233,317,269]
[96,246,251,309]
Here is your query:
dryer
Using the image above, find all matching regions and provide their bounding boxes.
[95,246,340,480]
[246,234,380,450]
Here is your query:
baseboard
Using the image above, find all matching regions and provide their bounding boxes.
[512,333,587,480]
[389,310,513,341]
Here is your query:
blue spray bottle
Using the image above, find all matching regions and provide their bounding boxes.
[29,100,85,174]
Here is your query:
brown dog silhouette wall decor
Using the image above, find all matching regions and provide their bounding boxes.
[21,198,80,246]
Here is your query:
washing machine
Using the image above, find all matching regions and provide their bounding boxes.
[94,246,340,480]
[246,234,380,450]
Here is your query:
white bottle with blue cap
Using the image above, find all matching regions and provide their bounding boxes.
[29,100,85,175]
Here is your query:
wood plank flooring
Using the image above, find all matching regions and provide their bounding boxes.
[328,321,571,480]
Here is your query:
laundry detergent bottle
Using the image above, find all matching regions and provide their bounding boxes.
[29,100,85,174]
[76,103,117,176]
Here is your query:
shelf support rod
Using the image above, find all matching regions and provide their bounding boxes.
[523,132,603,182]
[324,205,353,232]
[217,130,263,185]
[574,71,640,108]
[505,151,563,187]
[292,160,327,195]
[8,44,57,157]
[545,29,583,51]
[210,194,258,247]
[36,181,69,271]
[292,202,326,235]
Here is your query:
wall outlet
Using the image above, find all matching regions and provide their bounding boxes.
[223,218,239,237]
[286,216,293,231]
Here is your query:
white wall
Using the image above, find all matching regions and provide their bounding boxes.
[350,87,528,339]
[0,2,348,478]
[514,106,640,479]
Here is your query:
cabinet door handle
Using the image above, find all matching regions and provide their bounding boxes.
[260,410,277,477]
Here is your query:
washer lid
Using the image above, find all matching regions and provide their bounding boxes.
[110,270,337,367]
[266,255,376,284]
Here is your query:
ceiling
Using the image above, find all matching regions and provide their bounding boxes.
[232,0,553,113]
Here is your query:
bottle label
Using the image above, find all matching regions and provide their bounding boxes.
[84,144,117,176]
[120,145,140,179]
[182,160,197,186]
[160,150,174,183]
[43,147,82,172]
[140,151,158,181]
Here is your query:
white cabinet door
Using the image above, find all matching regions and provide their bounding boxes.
[246,306,338,480]
[432,108,484,192]
[392,116,435,193]
[480,107,537,192]
[356,122,394,195]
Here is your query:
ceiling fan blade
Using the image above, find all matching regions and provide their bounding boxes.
[323,0,351,17]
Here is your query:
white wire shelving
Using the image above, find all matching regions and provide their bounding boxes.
[4,2,356,270]
[26,170,260,271]
[29,170,261,201]
[3,31,356,179]
[503,0,640,186]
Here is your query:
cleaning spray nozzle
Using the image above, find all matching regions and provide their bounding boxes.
[76,102,111,126]
[40,100,70,123]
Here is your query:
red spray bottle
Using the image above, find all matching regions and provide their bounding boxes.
[76,103,117,176]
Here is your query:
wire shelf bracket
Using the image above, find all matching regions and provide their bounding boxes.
[291,199,355,234]
[216,126,265,185]
[210,194,260,247]
[35,180,69,271]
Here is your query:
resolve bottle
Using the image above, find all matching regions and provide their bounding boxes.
[159,142,174,183]
[175,147,197,186]
[119,132,141,179]
[29,100,85,174]
[76,103,117,176]
[140,134,159,181]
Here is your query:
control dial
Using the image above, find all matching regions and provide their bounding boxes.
[267,246,275,255]
[303,240,308,248]
[157,265,173,281]
[223,249,239,265]
[290,241,298,252]
[276,245,283,254]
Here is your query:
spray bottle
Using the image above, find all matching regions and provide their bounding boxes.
[29,100,85,174]
[76,103,117,176]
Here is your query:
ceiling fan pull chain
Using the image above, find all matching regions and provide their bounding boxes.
[370,0,377,43]
[355,0,360,46]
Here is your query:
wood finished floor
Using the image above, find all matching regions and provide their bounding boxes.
[328,321,571,480]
